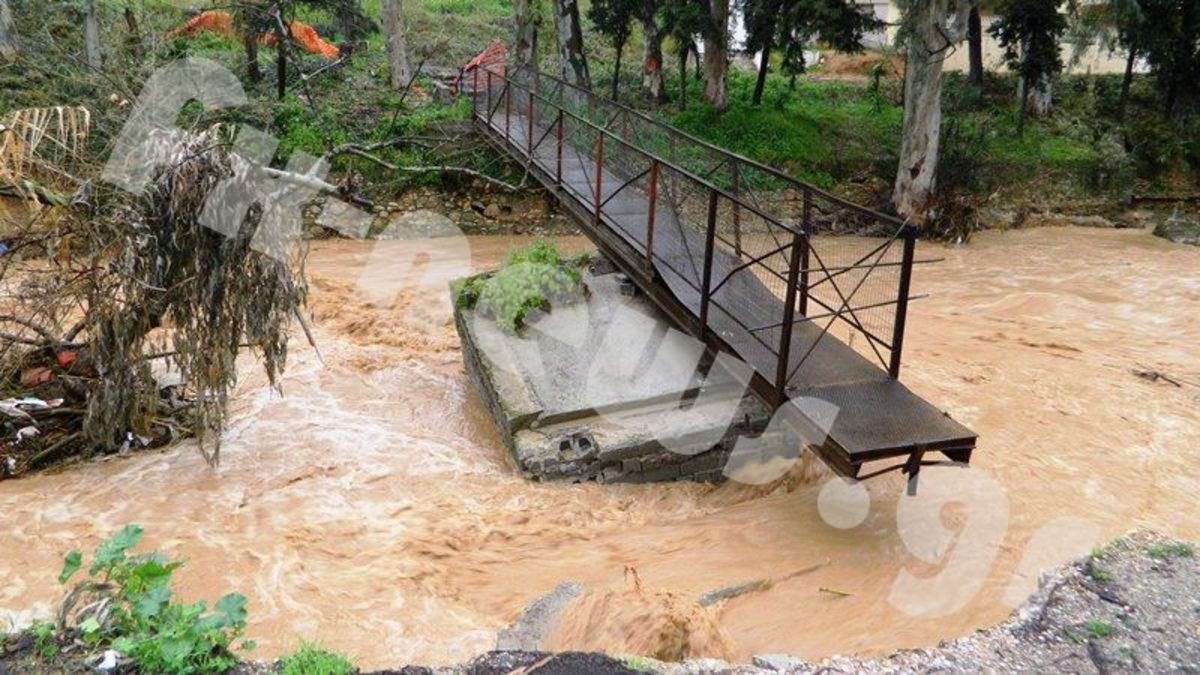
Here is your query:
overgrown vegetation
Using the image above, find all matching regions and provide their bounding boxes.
[454,241,587,333]
[46,524,253,674]
[280,642,355,675]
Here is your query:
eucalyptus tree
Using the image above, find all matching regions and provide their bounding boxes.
[990,0,1067,133]
[380,0,412,86]
[742,0,880,105]
[552,0,591,87]
[891,0,977,225]
[658,0,710,109]
[587,0,640,99]
[640,2,667,102]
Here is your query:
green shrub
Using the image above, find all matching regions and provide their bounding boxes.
[1146,542,1195,560]
[455,242,585,333]
[280,643,355,675]
[57,524,254,674]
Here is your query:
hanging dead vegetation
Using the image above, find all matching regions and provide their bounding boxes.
[0,117,308,477]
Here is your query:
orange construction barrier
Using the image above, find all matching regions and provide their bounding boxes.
[166,11,341,60]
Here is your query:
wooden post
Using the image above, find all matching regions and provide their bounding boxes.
[699,190,718,335]
[646,160,659,270]
[775,228,805,407]
[889,226,916,379]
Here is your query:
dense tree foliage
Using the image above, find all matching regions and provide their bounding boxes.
[587,0,641,99]
[990,0,1067,133]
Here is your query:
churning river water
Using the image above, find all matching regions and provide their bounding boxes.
[2,227,1198,669]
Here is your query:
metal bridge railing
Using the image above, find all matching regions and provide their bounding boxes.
[467,65,927,406]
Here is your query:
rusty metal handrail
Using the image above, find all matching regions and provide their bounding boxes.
[466,64,919,397]
[507,65,907,230]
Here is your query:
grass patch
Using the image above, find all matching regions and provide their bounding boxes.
[1084,620,1114,639]
[1146,542,1195,560]
[280,643,355,675]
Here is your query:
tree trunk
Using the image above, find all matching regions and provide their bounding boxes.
[243,16,262,82]
[1118,46,1136,121]
[611,37,624,100]
[893,0,971,224]
[274,8,287,100]
[752,41,771,105]
[967,6,983,86]
[84,0,102,70]
[380,0,412,88]
[702,0,730,110]
[641,7,665,103]
[123,7,144,62]
[0,0,17,62]
[552,0,590,88]
[340,2,356,60]
[513,0,536,69]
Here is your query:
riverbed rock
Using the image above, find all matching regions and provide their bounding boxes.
[1153,211,1200,246]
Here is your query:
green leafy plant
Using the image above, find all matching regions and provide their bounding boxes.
[57,524,254,674]
[455,242,586,333]
[280,642,356,675]
[30,621,58,660]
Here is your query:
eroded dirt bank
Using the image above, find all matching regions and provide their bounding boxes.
[1,228,1198,670]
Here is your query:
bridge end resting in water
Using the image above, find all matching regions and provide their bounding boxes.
[465,64,977,492]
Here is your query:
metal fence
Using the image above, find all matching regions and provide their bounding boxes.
[468,65,922,407]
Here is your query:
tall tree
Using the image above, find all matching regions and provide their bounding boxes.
[641,3,667,102]
[990,0,1067,134]
[1137,0,1200,116]
[588,0,639,99]
[234,2,265,82]
[0,0,16,62]
[744,0,880,105]
[380,0,412,87]
[552,0,591,87]
[743,0,781,105]
[513,0,537,69]
[659,0,708,109]
[967,5,983,84]
[892,0,976,225]
[701,0,730,110]
[83,0,101,69]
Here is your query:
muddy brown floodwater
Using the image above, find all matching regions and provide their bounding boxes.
[2,228,1198,669]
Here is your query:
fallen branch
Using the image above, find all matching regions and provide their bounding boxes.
[335,147,532,192]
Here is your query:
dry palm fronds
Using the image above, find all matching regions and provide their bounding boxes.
[0,106,91,202]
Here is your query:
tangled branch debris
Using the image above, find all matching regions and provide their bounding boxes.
[0,121,307,478]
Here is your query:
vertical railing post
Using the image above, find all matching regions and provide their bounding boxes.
[593,133,605,227]
[646,160,659,270]
[889,226,917,379]
[504,81,511,140]
[698,190,719,335]
[556,109,564,185]
[732,162,742,257]
[775,227,805,407]
[485,69,493,127]
[799,189,812,317]
[527,89,536,157]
